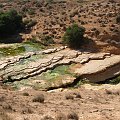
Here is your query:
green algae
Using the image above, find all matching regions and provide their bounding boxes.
[0,46,25,57]
[8,64,77,90]
[0,42,44,58]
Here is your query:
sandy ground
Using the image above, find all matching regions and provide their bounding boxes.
[0,84,120,120]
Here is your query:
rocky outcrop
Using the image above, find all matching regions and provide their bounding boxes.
[0,46,120,90]
[75,55,120,82]
[0,46,112,83]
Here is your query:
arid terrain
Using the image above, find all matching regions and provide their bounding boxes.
[0,84,120,120]
[1,0,120,52]
[0,0,120,120]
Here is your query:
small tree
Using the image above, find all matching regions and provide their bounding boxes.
[0,9,23,37]
[63,24,85,48]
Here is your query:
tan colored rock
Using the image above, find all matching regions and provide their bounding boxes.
[80,58,90,64]
[89,53,111,60]
[75,55,120,82]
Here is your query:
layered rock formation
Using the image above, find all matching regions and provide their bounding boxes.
[75,55,120,82]
[0,46,119,90]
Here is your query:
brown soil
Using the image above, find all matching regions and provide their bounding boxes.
[0,85,120,120]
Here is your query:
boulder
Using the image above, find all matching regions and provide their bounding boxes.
[75,55,120,82]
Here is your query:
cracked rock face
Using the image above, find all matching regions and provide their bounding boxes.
[0,46,119,90]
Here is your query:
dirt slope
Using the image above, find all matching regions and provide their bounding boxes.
[0,0,120,49]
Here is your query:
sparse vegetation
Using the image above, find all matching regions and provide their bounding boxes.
[41,115,54,120]
[63,24,85,48]
[116,15,120,23]
[105,89,120,95]
[67,112,79,120]
[22,92,29,96]
[2,104,12,111]
[65,94,74,100]
[46,0,53,4]
[0,96,5,102]
[0,0,120,119]
[41,35,55,46]
[56,113,67,120]
[23,19,37,29]
[0,111,13,120]
[32,94,45,103]
[74,92,82,98]
[21,107,33,114]
[27,9,35,15]
[0,4,3,8]
[65,92,82,100]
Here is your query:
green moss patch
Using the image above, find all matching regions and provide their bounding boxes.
[0,42,44,58]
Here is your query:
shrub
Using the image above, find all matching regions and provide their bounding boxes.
[63,24,85,48]
[32,94,45,103]
[41,115,54,120]
[55,112,67,120]
[0,96,5,102]
[2,104,12,111]
[74,92,82,98]
[22,92,29,96]
[67,112,79,120]
[0,4,3,8]
[0,111,13,120]
[65,94,74,100]
[105,89,120,95]
[27,9,35,15]
[116,15,120,23]
[46,0,53,4]
[21,107,33,114]
[23,19,37,28]
[0,9,23,37]
[41,35,54,46]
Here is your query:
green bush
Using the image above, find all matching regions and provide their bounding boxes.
[0,9,23,37]
[63,24,85,48]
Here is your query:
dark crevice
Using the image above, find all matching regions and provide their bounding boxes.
[96,74,120,85]
[3,74,120,91]
[46,74,120,91]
